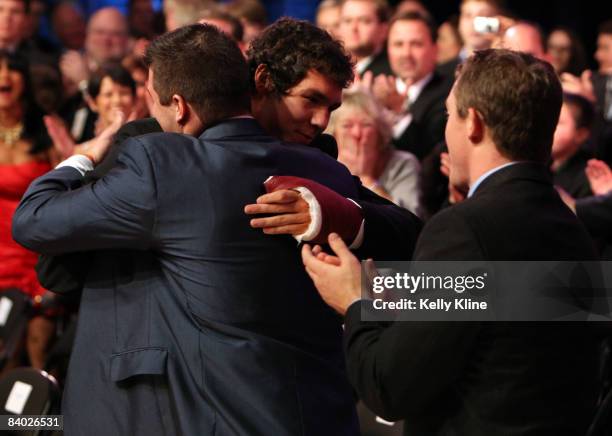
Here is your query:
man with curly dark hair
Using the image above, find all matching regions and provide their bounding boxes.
[249,17,354,145]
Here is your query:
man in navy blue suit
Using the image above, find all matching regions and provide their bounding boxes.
[14,24,364,435]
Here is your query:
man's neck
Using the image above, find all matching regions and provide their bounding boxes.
[188,111,253,137]
[468,147,514,188]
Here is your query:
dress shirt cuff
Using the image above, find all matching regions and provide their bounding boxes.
[293,187,322,242]
[55,155,94,176]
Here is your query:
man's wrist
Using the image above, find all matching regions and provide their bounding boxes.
[79,152,97,166]
[55,154,95,176]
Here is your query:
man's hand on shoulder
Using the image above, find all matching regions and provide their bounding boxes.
[245,176,364,245]
[245,189,311,236]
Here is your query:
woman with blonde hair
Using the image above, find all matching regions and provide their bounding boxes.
[327,88,421,215]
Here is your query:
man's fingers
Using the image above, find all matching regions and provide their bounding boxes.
[362,70,374,88]
[302,244,322,276]
[262,223,309,235]
[304,266,318,281]
[257,189,301,204]
[327,233,354,262]
[319,254,341,266]
[245,203,303,215]
[250,212,310,228]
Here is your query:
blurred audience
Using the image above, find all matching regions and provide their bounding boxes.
[198,7,245,52]
[547,27,588,76]
[551,93,595,198]
[122,55,149,119]
[51,1,87,51]
[83,63,135,140]
[163,0,213,32]
[369,11,452,160]
[225,0,267,44]
[0,52,56,371]
[500,21,547,60]
[327,88,421,214]
[394,0,430,18]
[338,0,392,77]
[437,16,462,65]
[0,0,28,52]
[59,6,129,97]
[128,0,162,40]
[438,0,504,78]
[315,0,341,38]
[0,0,57,66]
[585,158,612,196]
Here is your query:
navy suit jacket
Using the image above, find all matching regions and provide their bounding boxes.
[14,119,362,435]
[343,163,602,435]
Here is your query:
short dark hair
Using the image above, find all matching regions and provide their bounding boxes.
[88,64,136,99]
[599,19,612,36]
[247,18,354,95]
[390,11,438,42]
[563,93,595,131]
[144,23,250,124]
[455,49,562,163]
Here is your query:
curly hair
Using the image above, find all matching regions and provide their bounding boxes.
[247,18,354,95]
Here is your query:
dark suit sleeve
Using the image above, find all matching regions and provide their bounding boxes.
[35,118,164,293]
[36,253,91,294]
[353,182,423,261]
[576,193,612,242]
[343,208,483,420]
[13,138,158,255]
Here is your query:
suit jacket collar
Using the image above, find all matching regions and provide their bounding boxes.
[408,71,449,118]
[471,161,552,198]
[199,117,267,141]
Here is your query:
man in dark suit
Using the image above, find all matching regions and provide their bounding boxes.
[369,12,453,160]
[14,24,366,435]
[303,49,602,435]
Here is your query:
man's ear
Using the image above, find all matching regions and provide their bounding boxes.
[466,108,485,144]
[172,94,188,125]
[254,64,275,94]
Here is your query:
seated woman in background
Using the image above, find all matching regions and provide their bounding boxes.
[326,88,422,216]
[0,51,57,371]
[79,64,136,142]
